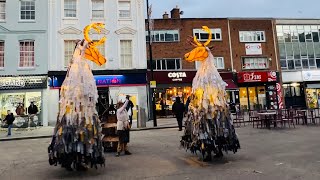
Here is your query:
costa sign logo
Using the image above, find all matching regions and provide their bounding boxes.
[238,71,277,83]
[168,72,187,78]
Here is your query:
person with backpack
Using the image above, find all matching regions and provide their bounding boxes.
[3,110,15,136]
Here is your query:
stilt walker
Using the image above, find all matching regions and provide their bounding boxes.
[48,23,107,171]
[180,26,240,161]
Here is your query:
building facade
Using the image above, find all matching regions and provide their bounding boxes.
[47,0,148,125]
[276,19,320,108]
[0,0,49,126]
[147,7,282,113]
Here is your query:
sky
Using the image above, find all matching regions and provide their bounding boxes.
[146,0,320,19]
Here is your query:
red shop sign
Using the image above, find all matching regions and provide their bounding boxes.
[237,71,277,83]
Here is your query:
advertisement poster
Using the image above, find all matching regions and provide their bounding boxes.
[306,89,317,108]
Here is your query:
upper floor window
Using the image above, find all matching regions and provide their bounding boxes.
[151,58,181,70]
[64,40,76,67]
[193,28,222,41]
[118,1,130,19]
[239,31,266,42]
[64,0,77,18]
[19,40,35,68]
[120,40,132,68]
[20,0,35,20]
[146,30,179,42]
[0,41,4,68]
[242,57,268,69]
[196,57,224,69]
[0,0,5,21]
[92,0,104,19]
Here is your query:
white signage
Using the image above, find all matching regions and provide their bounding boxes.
[0,78,26,87]
[245,43,262,55]
[168,72,187,82]
[302,71,320,81]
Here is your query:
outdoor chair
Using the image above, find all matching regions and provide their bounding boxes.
[282,109,295,128]
[270,109,283,128]
[233,110,245,127]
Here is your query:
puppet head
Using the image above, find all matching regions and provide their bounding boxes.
[83,23,107,66]
[184,26,212,62]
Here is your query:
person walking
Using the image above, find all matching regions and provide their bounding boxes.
[125,95,134,126]
[160,99,166,117]
[172,97,185,131]
[116,100,132,157]
[3,110,15,136]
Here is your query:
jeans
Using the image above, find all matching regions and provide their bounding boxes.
[177,117,183,130]
[7,124,12,136]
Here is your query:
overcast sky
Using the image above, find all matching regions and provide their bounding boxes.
[146,0,319,19]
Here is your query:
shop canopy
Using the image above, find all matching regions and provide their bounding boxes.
[224,79,238,90]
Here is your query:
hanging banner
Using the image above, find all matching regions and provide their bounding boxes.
[276,83,284,109]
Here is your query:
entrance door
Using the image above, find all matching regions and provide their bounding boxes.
[97,88,110,118]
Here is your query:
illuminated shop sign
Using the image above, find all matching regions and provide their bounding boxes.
[167,72,187,82]
[0,75,47,90]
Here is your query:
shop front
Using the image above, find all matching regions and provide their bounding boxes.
[48,71,148,125]
[0,75,47,127]
[281,71,305,108]
[150,71,238,115]
[302,70,320,108]
[237,71,281,111]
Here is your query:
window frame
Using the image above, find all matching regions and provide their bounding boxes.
[146,30,180,43]
[64,0,77,18]
[193,28,222,41]
[242,57,268,70]
[19,40,35,68]
[239,31,266,43]
[118,1,131,19]
[120,40,133,69]
[63,40,76,68]
[0,40,4,68]
[0,0,6,21]
[91,0,104,19]
[19,0,35,21]
[152,58,182,71]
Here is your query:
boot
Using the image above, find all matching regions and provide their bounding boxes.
[124,151,132,155]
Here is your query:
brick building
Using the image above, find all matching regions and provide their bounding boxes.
[146,7,282,112]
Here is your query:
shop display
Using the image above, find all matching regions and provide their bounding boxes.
[180,26,240,161]
[48,23,106,171]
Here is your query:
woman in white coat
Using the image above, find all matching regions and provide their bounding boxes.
[116,100,132,157]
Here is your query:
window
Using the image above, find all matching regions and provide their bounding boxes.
[0,0,5,21]
[213,57,224,69]
[147,30,179,42]
[64,0,76,18]
[20,0,35,20]
[152,59,181,70]
[19,40,34,68]
[64,40,76,67]
[92,0,104,19]
[119,1,130,18]
[120,40,132,68]
[239,31,265,42]
[193,28,222,41]
[0,41,4,67]
[242,57,268,69]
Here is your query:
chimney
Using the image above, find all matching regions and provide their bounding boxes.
[170,5,180,19]
[163,11,169,19]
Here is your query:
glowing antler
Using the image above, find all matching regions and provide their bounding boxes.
[202,26,212,47]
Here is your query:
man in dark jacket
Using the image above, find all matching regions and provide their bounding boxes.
[125,95,134,126]
[28,102,38,115]
[3,110,15,136]
[172,97,185,131]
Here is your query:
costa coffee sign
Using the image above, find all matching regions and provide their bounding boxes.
[238,71,277,83]
[168,72,187,82]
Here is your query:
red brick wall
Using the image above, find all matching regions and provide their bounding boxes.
[228,19,278,72]
[146,18,232,71]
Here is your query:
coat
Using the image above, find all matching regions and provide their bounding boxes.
[172,102,185,118]
[4,113,15,125]
[117,100,130,131]
[28,105,38,114]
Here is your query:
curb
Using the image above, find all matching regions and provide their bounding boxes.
[0,126,181,142]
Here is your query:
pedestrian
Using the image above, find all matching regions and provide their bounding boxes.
[3,110,15,136]
[116,100,132,157]
[125,95,134,126]
[160,99,166,117]
[28,102,38,115]
[16,103,25,116]
[172,97,185,131]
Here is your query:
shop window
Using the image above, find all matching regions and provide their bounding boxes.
[20,0,35,20]
[0,41,4,68]
[242,57,268,70]
[0,0,5,21]
[64,0,77,18]
[120,40,133,68]
[239,31,265,42]
[193,28,222,41]
[154,58,181,70]
[92,0,104,19]
[64,40,76,67]
[118,1,130,19]
[146,30,180,42]
[19,40,34,68]
[306,89,320,108]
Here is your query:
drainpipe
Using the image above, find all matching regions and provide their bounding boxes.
[227,19,234,71]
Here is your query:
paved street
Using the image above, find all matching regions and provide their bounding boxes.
[0,125,320,180]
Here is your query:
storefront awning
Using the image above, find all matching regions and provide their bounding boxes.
[224,79,238,90]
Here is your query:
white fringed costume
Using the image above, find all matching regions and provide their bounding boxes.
[180,27,240,161]
[48,40,105,170]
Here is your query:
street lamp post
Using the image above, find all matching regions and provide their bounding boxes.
[146,0,157,127]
